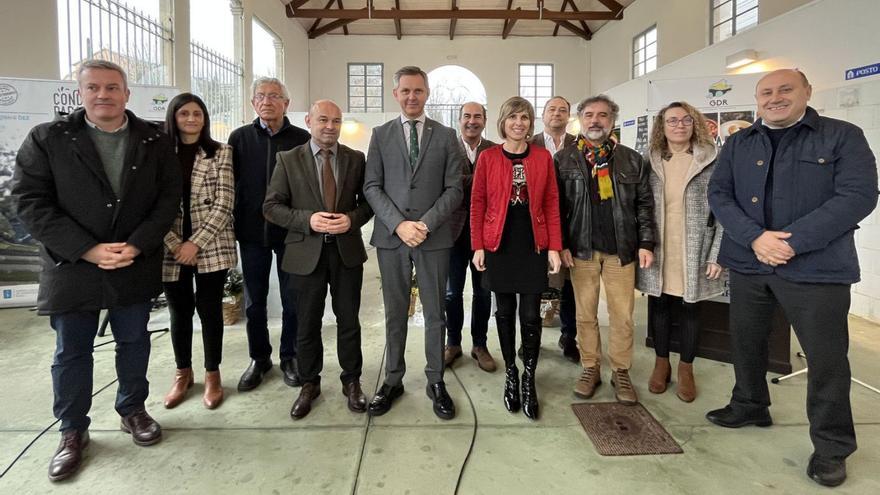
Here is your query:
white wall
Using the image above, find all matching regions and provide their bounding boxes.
[0,0,59,79]
[307,35,590,142]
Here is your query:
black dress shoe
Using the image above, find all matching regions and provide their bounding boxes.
[290,382,321,420]
[120,409,162,446]
[48,430,89,482]
[558,335,579,363]
[807,454,847,487]
[280,358,302,387]
[426,382,456,420]
[705,405,773,428]
[237,359,272,391]
[344,381,367,413]
[368,383,404,416]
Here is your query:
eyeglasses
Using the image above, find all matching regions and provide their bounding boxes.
[253,93,285,102]
[665,116,694,127]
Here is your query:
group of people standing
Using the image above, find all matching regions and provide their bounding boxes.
[12,59,876,489]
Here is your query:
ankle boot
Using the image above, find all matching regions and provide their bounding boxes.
[520,322,542,420]
[496,314,520,411]
[164,368,193,409]
[677,362,696,402]
[648,357,672,394]
[503,365,521,412]
[203,370,224,409]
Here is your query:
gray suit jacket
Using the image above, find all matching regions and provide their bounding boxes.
[264,142,373,275]
[364,117,464,250]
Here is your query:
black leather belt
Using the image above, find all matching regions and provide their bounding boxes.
[323,234,336,244]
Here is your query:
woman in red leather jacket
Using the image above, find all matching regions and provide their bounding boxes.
[470,96,562,420]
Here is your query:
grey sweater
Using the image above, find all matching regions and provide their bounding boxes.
[87,124,129,197]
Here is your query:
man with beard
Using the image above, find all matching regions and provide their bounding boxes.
[554,94,655,405]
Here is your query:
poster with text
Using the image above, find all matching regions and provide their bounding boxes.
[0,77,177,307]
[633,115,649,155]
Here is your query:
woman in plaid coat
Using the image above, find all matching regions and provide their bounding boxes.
[161,93,237,410]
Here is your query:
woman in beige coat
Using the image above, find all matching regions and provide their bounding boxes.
[636,101,724,402]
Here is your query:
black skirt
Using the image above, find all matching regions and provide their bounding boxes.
[484,203,548,295]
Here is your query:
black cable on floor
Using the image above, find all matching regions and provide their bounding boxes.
[449,366,478,495]
[0,328,168,479]
[349,341,386,495]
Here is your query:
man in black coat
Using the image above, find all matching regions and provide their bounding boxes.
[12,60,181,481]
[228,77,310,392]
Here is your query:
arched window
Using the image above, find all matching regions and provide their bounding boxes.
[425,65,487,129]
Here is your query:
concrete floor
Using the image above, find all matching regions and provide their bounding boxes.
[1,250,879,494]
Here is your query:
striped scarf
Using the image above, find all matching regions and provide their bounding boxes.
[577,135,616,201]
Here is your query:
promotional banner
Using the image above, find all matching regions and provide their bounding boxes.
[647,72,765,112]
[0,77,178,307]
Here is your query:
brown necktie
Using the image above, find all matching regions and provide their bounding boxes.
[320,149,336,212]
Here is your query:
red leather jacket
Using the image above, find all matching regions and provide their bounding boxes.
[470,144,563,253]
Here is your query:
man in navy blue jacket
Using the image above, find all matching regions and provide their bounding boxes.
[707,69,878,488]
[229,77,310,392]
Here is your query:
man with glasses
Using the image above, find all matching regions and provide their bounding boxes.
[229,77,310,392]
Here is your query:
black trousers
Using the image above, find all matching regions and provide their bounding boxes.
[164,265,227,371]
[494,293,542,365]
[649,294,699,363]
[728,271,856,459]
[289,242,363,386]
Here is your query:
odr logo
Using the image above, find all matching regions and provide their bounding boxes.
[0,83,19,106]
[706,79,733,107]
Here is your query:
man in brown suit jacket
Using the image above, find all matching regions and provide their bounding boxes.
[264,100,373,419]
[530,95,579,363]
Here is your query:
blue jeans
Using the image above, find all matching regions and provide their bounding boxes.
[445,231,491,348]
[50,302,152,433]
[239,241,297,361]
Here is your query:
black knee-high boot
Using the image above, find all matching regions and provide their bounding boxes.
[496,314,520,412]
[521,322,542,419]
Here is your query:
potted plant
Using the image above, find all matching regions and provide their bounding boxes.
[222,268,244,325]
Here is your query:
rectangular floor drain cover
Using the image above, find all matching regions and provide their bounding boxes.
[571,402,684,456]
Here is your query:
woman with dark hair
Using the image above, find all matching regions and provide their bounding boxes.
[636,100,724,402]
[471,96,562,420]
[161,92,237,409]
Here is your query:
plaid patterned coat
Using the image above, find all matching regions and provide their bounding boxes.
[636,143,724,302]
[162,143,237,281]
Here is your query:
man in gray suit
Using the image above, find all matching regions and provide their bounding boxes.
[264,100,374,420]
[530,95,579,363]
[364,66,463,420]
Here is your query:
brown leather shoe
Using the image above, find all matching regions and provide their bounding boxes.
[677,362,697,402]
[648,357,671,394]
[444,345,463,367]
[573,365,602,399]
[203,370,224,409]
[48,430,89,482]
[470,346,497,372]
[611,368,638,405]
[290,382,321,420]
[120,409,162,446]
[344,381,367,413]
[163,368,194,409]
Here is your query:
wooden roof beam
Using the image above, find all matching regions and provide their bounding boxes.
[502,7,520,39]
[307,10,363,38]
[596,0,624,18]
[555,20,590,40]
[564,0,593,37]
[308,0,337,34]
[449,1,457,40]
[338,0,349,35]
[393,0,402,40]
[285,0,311,17]
[289,8,619,21]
